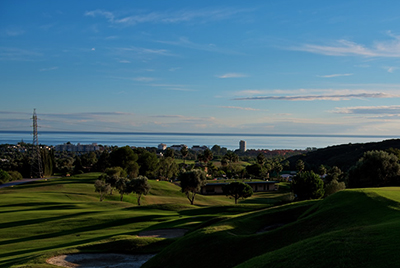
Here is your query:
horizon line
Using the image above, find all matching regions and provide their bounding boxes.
[1,130,399,139]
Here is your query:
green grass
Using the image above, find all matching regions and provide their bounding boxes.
[143,188,400,268]
[3,173,399,268]
[0,173,282,267]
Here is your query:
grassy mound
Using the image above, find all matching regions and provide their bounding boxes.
[5,173,398,268]
[143,188,400,268]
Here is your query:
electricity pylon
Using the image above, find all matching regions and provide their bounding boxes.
[31,109,43,178]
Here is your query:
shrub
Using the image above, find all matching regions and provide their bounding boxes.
[0,169,11,184]
[7,171,23,181]
[348,150,400,188]
[324,179,346,197]
[291,171,324,200]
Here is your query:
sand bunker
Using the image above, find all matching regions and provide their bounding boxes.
[47,229,187,267]
[47,253,155,268]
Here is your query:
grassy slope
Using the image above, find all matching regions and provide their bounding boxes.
[0,173,282,268]
[143,188,400,268]
[4,173,399,268]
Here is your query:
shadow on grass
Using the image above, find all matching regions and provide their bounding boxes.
[12,177,97,190]
[179,205,267,216]
[79,236,173,254]
[0,214,165,248]
[0,234,123,267]
[0,204,80,214]
[0,211,98,229]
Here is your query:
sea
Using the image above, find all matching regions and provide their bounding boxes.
[1,131,399,151]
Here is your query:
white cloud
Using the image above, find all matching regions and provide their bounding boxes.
[85,7,253,26]
[234,92,397,101]
[384,66,397,73]
[317,73,353,78]
[5,29,25,36]
[109,76,156,82]
[0,47,42,61]
[217,73,248,79]
[85,10,115,22]
[219,106,261,111]
[131,77,155,82]
[39,67,58,72]
[293,32,400,58]
[149,114,217,123]
[333,105,400,115]
[149,83,195,91]
[113,46,175,57]
[158,37,243,55]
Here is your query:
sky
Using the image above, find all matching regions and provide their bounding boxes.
[1,0,400,136]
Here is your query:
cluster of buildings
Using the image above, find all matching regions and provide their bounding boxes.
[54,143,100,152]
[158,144,209,152]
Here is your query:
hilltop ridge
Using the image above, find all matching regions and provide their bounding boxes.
[286,139,400,171]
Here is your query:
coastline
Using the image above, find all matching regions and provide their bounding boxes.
[1,130,399,150]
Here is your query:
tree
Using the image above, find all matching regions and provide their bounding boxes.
[291,171,324,200]
[97,150,111,172]
[158,157,179,180]
[115,177,131,201]
[296,159,305,173]
[348,150,400,188]
[81,152,97,172]
[273,162,283,178]
[180,146,188,164]
[164,148,175,158]
[324,179,346,197]
[246,163,263,178]
[103,167,127,194]
[0,169,11,184]
[324,166,343,183]
[94,179,111,201]
[223,151,239,167]
[130,175,151,205]
[126,161,140,178]
[257,153,266,165]
[223,182,253,204]
[41,148,54,176]
[211,144,221,155]
[110,146,138,170]
[73,156,84,174]
[179,169,207,205]
[318,164,327,176]
[136,150,159,178]
[202,149,213,164]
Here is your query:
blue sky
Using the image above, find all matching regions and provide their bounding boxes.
[1,0,400,135]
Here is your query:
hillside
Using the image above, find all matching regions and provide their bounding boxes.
[286,138,400,171]
[0,173,284,267]
[2,173,400,267]
[143,188,400,268]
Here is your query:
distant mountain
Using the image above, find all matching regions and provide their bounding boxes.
[286,139,400,172]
